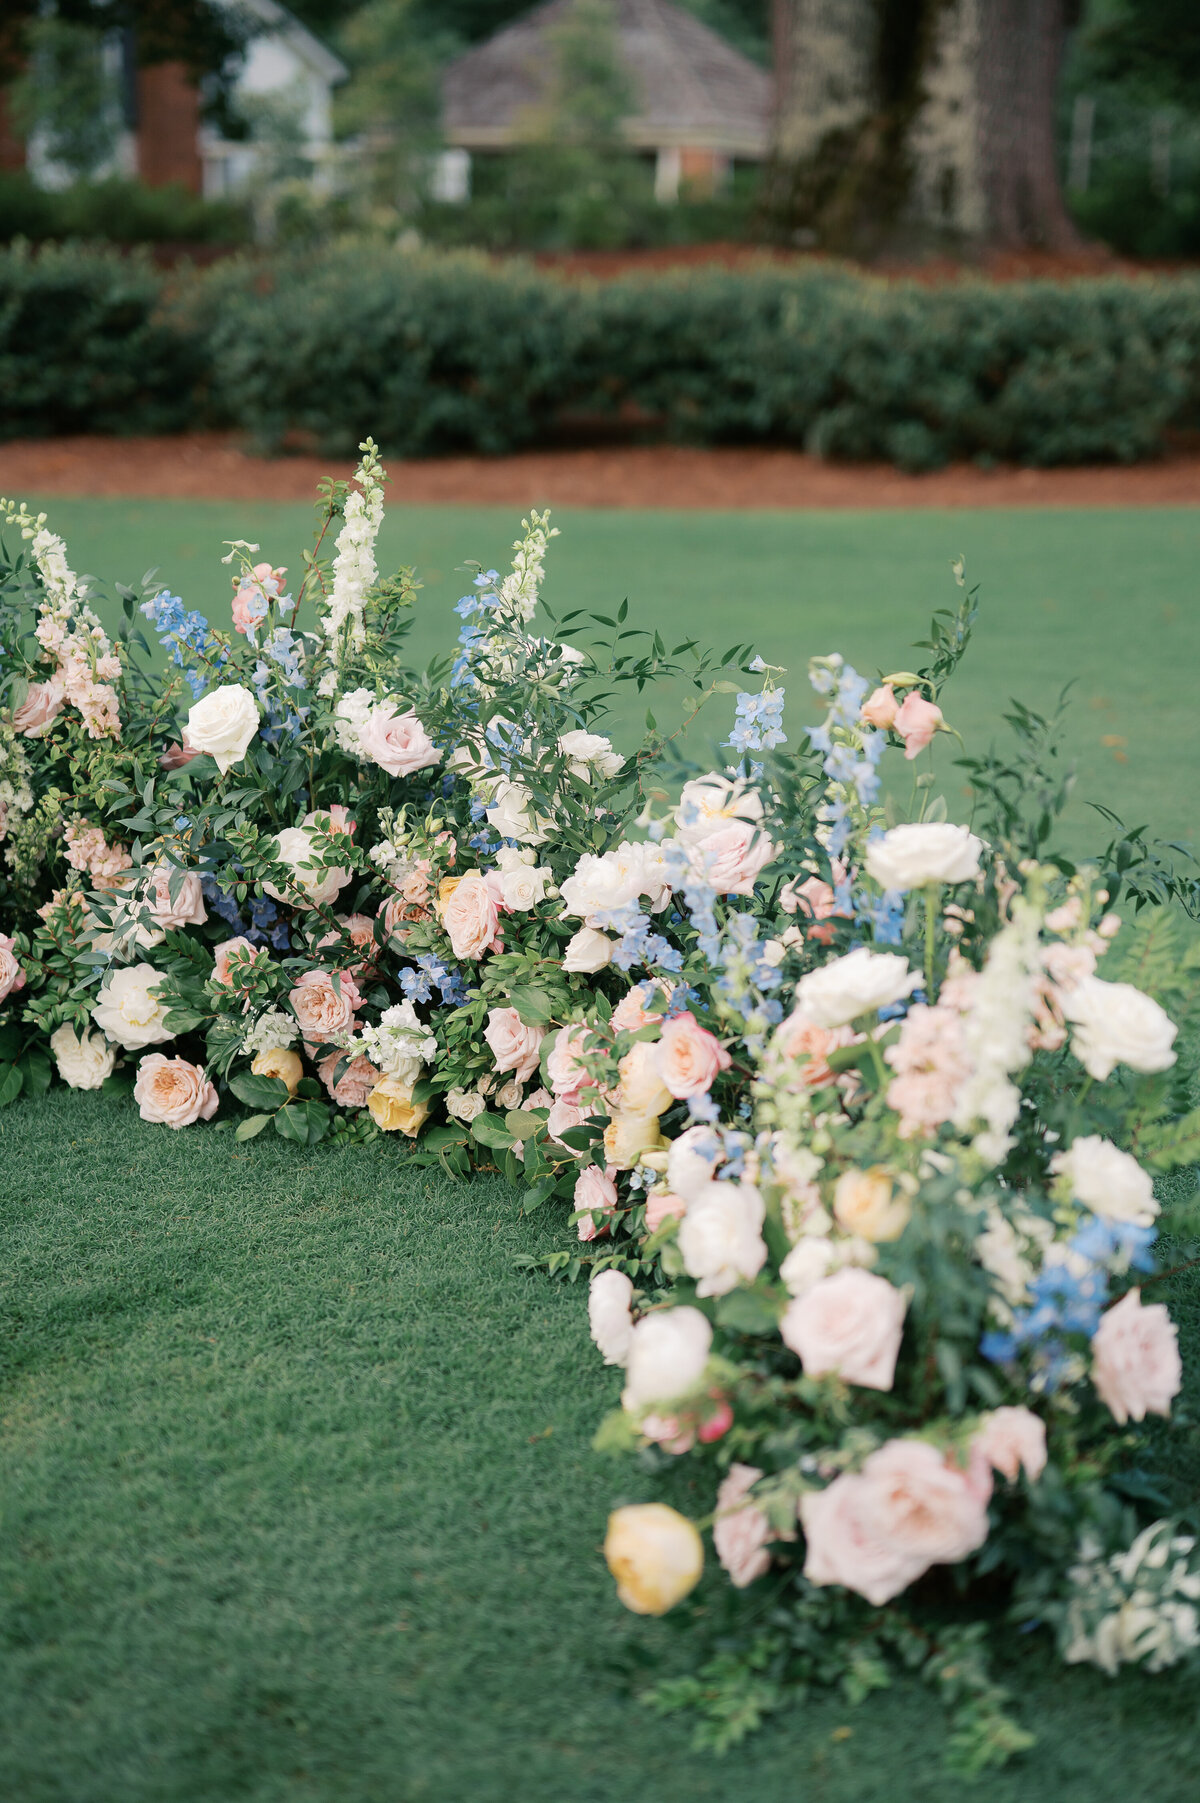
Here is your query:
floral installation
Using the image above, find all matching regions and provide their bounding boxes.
[1,457,1197,1770]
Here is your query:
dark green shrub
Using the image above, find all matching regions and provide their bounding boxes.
[0,174,249,248]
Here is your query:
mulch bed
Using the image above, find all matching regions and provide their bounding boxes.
[4,434,1200,509]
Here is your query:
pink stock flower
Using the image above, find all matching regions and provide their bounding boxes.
[884,1001,970,1138]
[894,691,944,760]
[62,821,133,890]
[654,1011,731,1099]
[133,1053,218,1128]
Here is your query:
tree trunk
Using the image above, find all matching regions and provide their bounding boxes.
[767,0,1081,253]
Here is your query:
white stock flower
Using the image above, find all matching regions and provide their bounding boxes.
[185,684,260,775]
[1051,1135,1158,1228]
[622,1307,712,1410]
[242,1009,299,1056]
[332,686,375,756]
[49,1023,116,1090]
[794,946,920,1029]
[321,442,384,653]
[353,1001,437,1083]
[91,964,174,1051]
[1063,977,1178,1083]
[677,1180,768,1298]
[864,822,984,892]
[588,1268,636,1366]
[952,897,1042,1164]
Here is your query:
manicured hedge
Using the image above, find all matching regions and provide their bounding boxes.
[7,238,1200,467]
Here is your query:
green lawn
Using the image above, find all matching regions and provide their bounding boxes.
[2,500,1199,1798]
[1,1091,1196,1803]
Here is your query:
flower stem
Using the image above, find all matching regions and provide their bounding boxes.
[924,883,939,1002]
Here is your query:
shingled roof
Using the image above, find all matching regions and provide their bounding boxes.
[442,0,770,158]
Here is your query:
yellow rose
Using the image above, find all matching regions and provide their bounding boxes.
[832,1166,911,1243]
[367,1076,430,1137]
[251,1047,303,1096]
[436,874,463,914]
[617,1040,673,1118]
[604,1503,704,1616]
[603,1110,666,1170]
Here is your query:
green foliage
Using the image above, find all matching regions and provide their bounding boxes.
[0,173,250,247]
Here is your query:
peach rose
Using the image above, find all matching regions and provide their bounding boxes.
[367,1076,430,1136]
[612,982,668,1033]
[780,1267,907,1390]
[860,684,898,730]
[617,1040,673,1117]
[574,1164,619,1242]
[654,1011,731,1100]
[0,932,26,1002]
[381,892,427,944]
[1090,1288,1182,1425]
[251,1047,303,1095]
[440,869,500,961]
[484,1006,546,1083]
[288,967,362,1049]
[12,677,65,737]
[971,1406,1047,1484]
[644,1191,687,1233]
[713,1464,772,1588]
[318,1050,377,1107]
[358,703,441,778]
[143,863,208,930]
[832,1167,911,1243]
[133,1053,218,1128]
[772,1008,852,1087]
[894,691,944,760]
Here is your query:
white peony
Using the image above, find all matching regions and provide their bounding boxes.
[185,683,260,775]
[562,926,613,973]
[794,946,921,1028]
[49,1023,116,1090]
[864,822,984,892]
[1063,977,1178,1082]
[588,1268,636,1366]
[91,963,174,1051]
[622,1306,713,1410]
[484,777,549,845]
[263,825,352,908]
[677,1180,768,1298]
[666,1124,723,1200]
[559,842,652,924]
[1051,1135,1159,1228]
[558,729,624,781]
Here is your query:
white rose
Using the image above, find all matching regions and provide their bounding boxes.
[1051,1135,1158,1228]
[49,1023,116,1090]
[485,777,549,845]
[263,825,352,908]
[864,822,984,892]
[666,1124,722,1200]
[588,1268,636,1366]
[558,729,624,781]
[559,844,644,923]
[622,1306,713,1410]
[674,773,763,847]
[677,1180,768,1298]
[1063,977,1178,1082]
[91,963,174,1051]
[562,926,614,973]
[185,683,260,775]
[779,1236,839,1297]
[446,1088,487,1123]
[500,862,550,910]
[794,946,920,1029]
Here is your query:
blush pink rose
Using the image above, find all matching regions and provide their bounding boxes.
[644,1191,687,1233]
[441,871,500,961]
[303,803,355,838]
[1090,1287,1182,1425]
[654,1011,731,1099]
[713,1464,772,1588]
[860,684,898,730]
[0,932,27,1001]
[612,982,668,1032]
[288,967,362,1049]
[381,892,426,945]
[773,1008,853,1088]
[133,1053,218,1128]
[575,1164,619,1242]
[211,935,261,991]
[971,1406,1047,1484]
[144,863,208,929]
[546,1023,594,1100]
[484,1006,546,1083]
[358,703,441,778]
[546,1096,588,1145]
[894,691,944,760]
[317,1050,377,1108]
[779,1267,907,1390]
[686,821,777,896]
[12,677,65,737]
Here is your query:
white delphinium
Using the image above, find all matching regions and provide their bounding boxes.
[0,724,34,848]
[952,895,1043,1165]
[1061,1522,1200,1675]
[497,509,559,624]
[346,1000,436,1083]
[333,686,377,755]
[243,1010,300,1056]
[320,440,385,656]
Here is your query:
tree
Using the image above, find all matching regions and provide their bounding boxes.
[767,0,1083,253]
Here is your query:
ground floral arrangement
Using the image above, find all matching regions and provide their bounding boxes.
[2,450,1199,1772]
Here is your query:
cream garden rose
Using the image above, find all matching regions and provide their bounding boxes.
[605,1504,704,1616]
[864,822,984,892]
[185,683,260,775]
[780,1267,907,1390]
[622,1306,712,1410]
[1050,1135,1158,1229]
[616,1040,674,1117]
[133,1053,219,1128]
[91,963,174,1051]
[49,1023,116,1089]
[794,946,921,1029]
[832,1167,911,1242]
[677,1180,767,1297]
[588,1268,635,1366]
[251,1046,303,1095]
[1064,977,1178,1082]
[562,926,613,972]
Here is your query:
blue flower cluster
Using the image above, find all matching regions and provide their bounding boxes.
[807,658,886,858]
[725,686,787,757]
[590,900,683,974]
[451,570,501,688]
[140,590,227,701]
[252,626,309,744]
[200,875,289,950]
[400,952,467,1007]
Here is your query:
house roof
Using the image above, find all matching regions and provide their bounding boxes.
[442,0,770,157]
[215,0,349,86]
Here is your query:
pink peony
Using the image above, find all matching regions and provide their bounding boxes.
[780,1267,907,1390]
[713,1464,772,1587]
[686,820,776,896]
[484,1006,546,1083]
[317,1050,378,1108]
[133,1053,218,1128]
[575,1164,619,1242]
[440,871,500,961]
[860,684,898,730]
[211,935,261,990]
[358,703,441,778]
[655,1011,731,1100]
[971,1407,1047,1484]
[143,863,208,929]
[288,967,362,1049]
[12,677,65,737]
[546,1023,594,1100]
[0,932,27,1001]
[894,691,944,760]
[1090,1288,1181,1425]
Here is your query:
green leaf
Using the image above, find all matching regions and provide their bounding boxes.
[19,1050,52,1098]
[162,1008,208,1034]
[0,1063,23,1109]
[504,1110,541,1141]
[228,1070,290,1111]
[715,1288,783,1335]
[471,1111,516,1150]
[0,1023,21,1062]
[505,987,557,1025]
[235,1113,272,1141]
[273,1101,310,1145]
[521,1179,558,1213]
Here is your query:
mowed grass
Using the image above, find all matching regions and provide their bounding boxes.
[1,1091,1197,1803]
[1,500,1199,1798]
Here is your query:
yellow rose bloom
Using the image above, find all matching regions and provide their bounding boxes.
[605,1503,704,1615]
[251,1046,303,1096]
[832,1166,911,1243]
[367,1076,430,1137]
